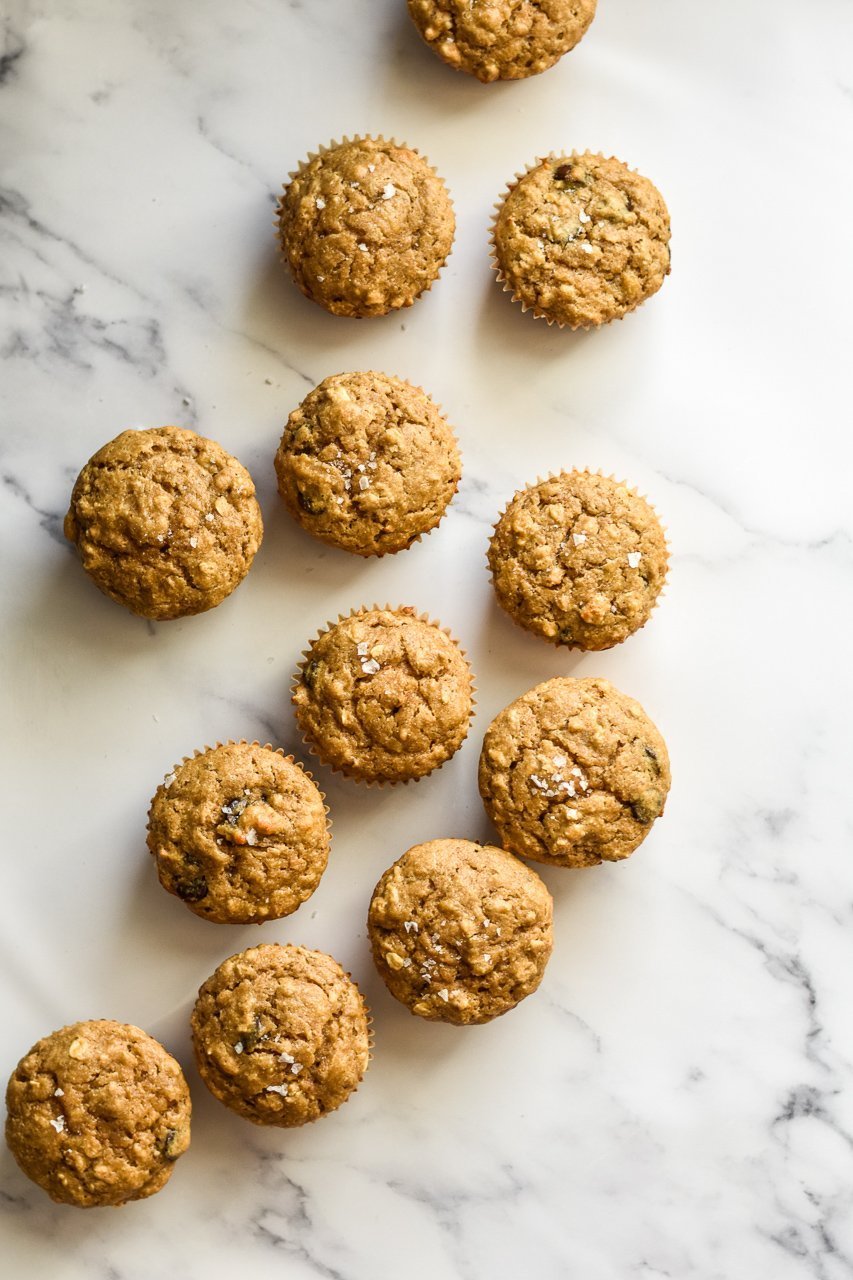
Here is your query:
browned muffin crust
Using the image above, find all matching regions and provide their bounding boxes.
[368,838,553,1025]
[64,426,263,620]
[277,137,455,318]
[479,677,671,867]
[191,944,370,1127]
[275,371,461,556]
[147,741,330,925]
[293,607,474,783]
[5,1021,191,1208]
[408,0,597,82]
[492,152,671,327]
[488,471,668,649]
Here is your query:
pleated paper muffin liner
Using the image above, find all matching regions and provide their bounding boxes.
[488,151,670,329]
[274,370,463,559]
[275,135,456,318]
[291,604,477,787]
[146,740,331,923]
[485,469,670,650]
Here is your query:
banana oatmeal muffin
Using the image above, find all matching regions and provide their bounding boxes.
[64,426,263,620]
[488,471,668,649]
[191,944,370,1127]
[479,677,671,867]
[5,1020,191,1208]
[275,371,461,556]
[368,838,553,1025]
[408,0,597,82]
[293,607,474,783]
[491,152,671,327]
[147,741,330,925]
[276,137,455,318]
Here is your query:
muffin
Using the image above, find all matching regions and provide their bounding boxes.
[488,471,668,649]
[275,371,461,556]
[146,741,330,925]
[191,944,370,1127]
[64,426,263,620]
[479,677,670,867]
[276,136,455,318]
[491,152,671,328]
[292,607,474,783]
[5,1021,191,1208]
[408,0,597,82]
[368,838,553,1025]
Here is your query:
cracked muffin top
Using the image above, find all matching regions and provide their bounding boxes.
[492,152,671,327]
[275,371,461,556]
[368,838,553,1025]
[276,137,455,318]
[64,426,263,620]
[5,1020,191,1208]
[488,471,668,650]
[408,0,597,82]
[479,676,671,867]
[292,607,474,784]
[191,944,370,1127]
[147,741,330,925]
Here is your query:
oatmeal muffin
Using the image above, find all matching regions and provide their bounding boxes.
[488,471,668,649]
[491,152,671,327]
[191,944,370,1127]
[479,677,671,867]
[276,137,455,318]
[408,0,597,82]
[146,741,330,925]
[5,1021,191,1208]
[368,838,553,1025]
[64,426,263,620]
[275,371,461,556]
[292,607,474,783]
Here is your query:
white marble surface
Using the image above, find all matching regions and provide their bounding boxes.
[2,0,853,1275]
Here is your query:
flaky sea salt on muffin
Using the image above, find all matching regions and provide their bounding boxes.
[64,426,263,620]
[491,152,671,328]
[488,471,669,649]
[275,371,461,556]
[191,944,370,1127]
[5,1021,191,1208]
[276,136,455,318]
[368,838,553,1025]
[292,607,474,784]
[408,0,597,82]
[479,676,671,868]
[146,741,330,925]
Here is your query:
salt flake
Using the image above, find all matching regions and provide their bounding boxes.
[381,183,396,200]
[361,658,380,675]
[627,551,642,568]
[265,1083,288,1096]
[54,1088,64,1097]
[572,532,587,546]
[357,242,368,252]
[315,197,326,210]
[403,920,419,934]
[49,1117,65,1133]
[438,989,449,1002]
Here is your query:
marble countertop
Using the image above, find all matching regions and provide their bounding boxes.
[3,1,853,1276]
